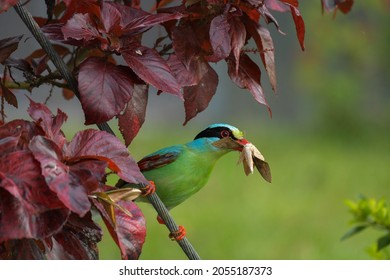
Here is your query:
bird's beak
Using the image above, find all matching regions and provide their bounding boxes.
[212,137,250,151]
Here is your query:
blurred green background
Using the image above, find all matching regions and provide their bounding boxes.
[1,1,389,259]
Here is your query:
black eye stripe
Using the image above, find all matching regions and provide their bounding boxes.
[194,126,236,140]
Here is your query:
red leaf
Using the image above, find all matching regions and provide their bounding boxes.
[122,40,182,97]
[183,62,218,125]
[69,160,107,194]
[47,212,102,260]
[0,188,69,243]
[246,20,277,91]
[0,239,48,259]
[0,35,22,64]
[172,24,202,69]
[118,84,148,147]
[167,54,208,87]
[258,4,284,34]
[61,13,103,44]
[60,0,101,22]
[106,2,184,35]
[93,199,146,260]
[227,54,272,116]
[0,0,17,13]
[290,6,305,50]
[207,14,231,62]
[0,150,68,242]
[0,150,63,209]
[29,136,91,216]
[101,1,121,34]
[42,23,81,45]
[0,119,43,150]
[78,57,136,125]
[65,129,148,185]
[228,15,246,74]
[0,135,19,154]
[27,98,68,149]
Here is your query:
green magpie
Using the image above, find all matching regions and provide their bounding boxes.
[117,123,258,239]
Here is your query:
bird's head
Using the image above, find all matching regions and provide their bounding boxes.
[194,123,249,152]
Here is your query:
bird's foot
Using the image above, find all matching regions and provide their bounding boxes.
[169,225,186,241]
[156,216,186,241]
[141,180,156,196]
[157,215,165,224]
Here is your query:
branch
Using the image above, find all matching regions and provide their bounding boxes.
[13,1,200,260]
[4,71,67,90]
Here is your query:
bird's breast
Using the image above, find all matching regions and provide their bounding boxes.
[141,148,221,209]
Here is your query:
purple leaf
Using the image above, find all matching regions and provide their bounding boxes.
[47,212,102,260]
[227,54,272,116]
[106,2,184,35]
[122,39,182,97]
[65,129,148,185]
[27,98,68,149]
[62,13,101,42]
[208,14,231,62]
[118,84,148,147]
[0,150,69,242]
[29,136,92,216]
[0,119,43,150]
[167,54,208,87]
[246,20,277,91]
[0,239,46,259]
[183,62,218,125]
[172,24,202,69]
[228,16,246,74]
[93,199,146,260]
[0,188,69,243]
[78,57,136,125]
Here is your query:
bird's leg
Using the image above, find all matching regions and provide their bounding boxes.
[140,180,156,196]
[156,215,187,241]
[144,181,187,241]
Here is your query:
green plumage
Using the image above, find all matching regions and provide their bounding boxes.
[139,137,230,209]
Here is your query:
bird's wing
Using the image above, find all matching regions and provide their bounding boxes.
[138,146,182,172]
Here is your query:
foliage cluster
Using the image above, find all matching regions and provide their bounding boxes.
[343,196,390,258]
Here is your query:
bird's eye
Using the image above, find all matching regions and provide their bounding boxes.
[221,130,230,138]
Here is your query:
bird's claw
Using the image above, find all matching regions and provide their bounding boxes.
[141,180,156,196]
[169,225,186,241]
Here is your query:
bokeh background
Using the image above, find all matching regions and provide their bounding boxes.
[1,1,389,259]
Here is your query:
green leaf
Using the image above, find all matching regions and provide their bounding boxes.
[377,234,390,251]
[341,225,368,241]
[344,199,358,212]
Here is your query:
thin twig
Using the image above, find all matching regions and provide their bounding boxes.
[13,1,200,260]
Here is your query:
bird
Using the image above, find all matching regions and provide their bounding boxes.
[116,123,266,240]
